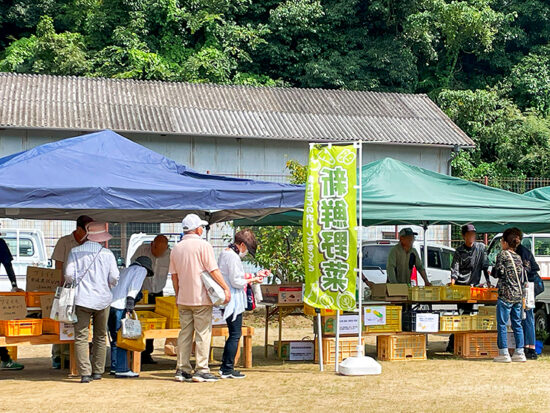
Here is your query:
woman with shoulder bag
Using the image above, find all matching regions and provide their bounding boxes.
[492,228,527,363]
[217,229,262,379]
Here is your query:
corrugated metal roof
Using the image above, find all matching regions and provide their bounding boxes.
[0,73,474,146]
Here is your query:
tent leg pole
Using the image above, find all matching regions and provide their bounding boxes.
[316,310,323,371]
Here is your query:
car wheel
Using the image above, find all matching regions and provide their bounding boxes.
[535,308,550,344]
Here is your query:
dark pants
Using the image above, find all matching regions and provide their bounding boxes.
[143,292,163,358]
[0,347,10,362]
[221,313,243,374]
[108,308,130,373]
[447,303,475,351]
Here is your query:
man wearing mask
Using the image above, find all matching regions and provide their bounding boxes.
[0,225,24,370]
[131,235,170,364]
[386,228,431,286]
[447,224,491,352]
[50,215,93,368]
[171,214,230,383]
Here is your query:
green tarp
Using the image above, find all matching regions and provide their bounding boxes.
[237,158,550,233]
[525,187,550,201]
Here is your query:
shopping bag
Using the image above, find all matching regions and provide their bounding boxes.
[245,285,256,311]
[201,271,225,307]
[251,283,263,303]
[525,282,536,309]
[117,329,146,352]
[121,311,142,339]
[50,284,78,323]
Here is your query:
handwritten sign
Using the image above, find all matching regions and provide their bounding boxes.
[26,267,62,292]
[364,306,387,326]
[0,295,27,320]
[40,294,55,319]
[60,322,75,341]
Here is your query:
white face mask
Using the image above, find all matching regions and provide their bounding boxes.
[239,248,248,258]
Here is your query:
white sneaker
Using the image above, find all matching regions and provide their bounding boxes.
[493,354,512,363]
[115,371,139,378]
[511,353,527,363]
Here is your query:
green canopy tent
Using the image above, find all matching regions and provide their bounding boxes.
[237,158,550,233]
[525,187,550,202]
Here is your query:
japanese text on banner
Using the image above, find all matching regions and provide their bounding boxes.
[303,145,357,311]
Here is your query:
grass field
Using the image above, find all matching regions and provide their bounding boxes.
[1,311,548,413]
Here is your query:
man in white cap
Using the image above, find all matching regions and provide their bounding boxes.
[170,214,230,383]
[65,222,119,383]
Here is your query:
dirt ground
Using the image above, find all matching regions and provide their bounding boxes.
[1,310,549,413]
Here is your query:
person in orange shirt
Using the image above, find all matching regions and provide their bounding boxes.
[170,214,230,383]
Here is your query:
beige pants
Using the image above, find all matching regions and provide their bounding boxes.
[74,305,109,377]
[177,305,213,374]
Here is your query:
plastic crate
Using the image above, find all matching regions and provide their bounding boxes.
[478,306,497,316]
[154,296,179,319]
[303,304,341,317]
[471,315,497,331]
[136,311,167,330]
[0,319,43,337]
[364,306,402,333]
[377,334,426,361]
[439,315,472,332]
[485,288,498,301]
[470,287,486,301]
[7,346,17,361]
[26,291,54,307]
[454,332,498,359]
[0,291,26,297]
[166,316,180,329]
[42,318,61,334]
[441,286,471,301]
[314,336,365,364]
[408,287,441,302]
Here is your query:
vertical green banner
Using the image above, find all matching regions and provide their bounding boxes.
[303,145,357,311]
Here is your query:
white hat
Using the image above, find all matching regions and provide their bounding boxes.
[182,214,208,231]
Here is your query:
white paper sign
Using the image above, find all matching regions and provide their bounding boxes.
[415,313,439,332]
[60,322,75,341]
[336,315,359,334]
[289,341,314,361]
[212,307,226,326]
[364,306,387,326]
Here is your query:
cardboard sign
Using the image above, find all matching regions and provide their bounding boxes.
[40,294,55,319]
[60,322,75,341]
[320,315,359,335]
[289,341,314,361]
[0,295,27,320]
[26,266,62,292]
[415,313,439,333]
[364,306,387,326]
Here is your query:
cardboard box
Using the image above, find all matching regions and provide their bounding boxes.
[278,286,303,304]
[370,283,409,302]
[260,285,280,304]
[275,340,315,361]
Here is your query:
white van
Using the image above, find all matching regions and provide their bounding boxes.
[362,240,455,286]
[0,228,49,291]
[487,233,550,336]
[125,233,180,296]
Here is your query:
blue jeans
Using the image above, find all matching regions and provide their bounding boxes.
[108,308,129,373]
[221,313,243,374]
[522,308,535,347]
[497,299,524,350]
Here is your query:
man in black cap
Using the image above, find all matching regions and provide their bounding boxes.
[447,223,491,352]
[386,228,431,286]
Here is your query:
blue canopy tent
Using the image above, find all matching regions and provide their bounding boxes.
[0,130,305,223]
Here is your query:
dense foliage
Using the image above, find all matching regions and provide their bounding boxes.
[0,0,549,177]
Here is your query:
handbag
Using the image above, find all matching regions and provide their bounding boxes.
[121,311,142,339]
[534,274,545,296]
[201,271,225,307]
[117,329,146,352]
[245,284,256,311]
[50,247,103,323]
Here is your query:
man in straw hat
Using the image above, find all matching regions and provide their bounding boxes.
[65,222,119,383]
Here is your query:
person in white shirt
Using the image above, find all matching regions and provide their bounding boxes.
[131,235,170,364]
[65,222,119,383]
[108,256,153,378]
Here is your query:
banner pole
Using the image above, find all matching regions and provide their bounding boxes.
[356,140,363,355]
[316,308,324,371]
[335,312,340,372]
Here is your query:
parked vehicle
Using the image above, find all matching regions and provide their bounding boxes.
[487,233,550,337]
[362,239,454,286]
[125,233,181,296]
[0,228,49,291]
